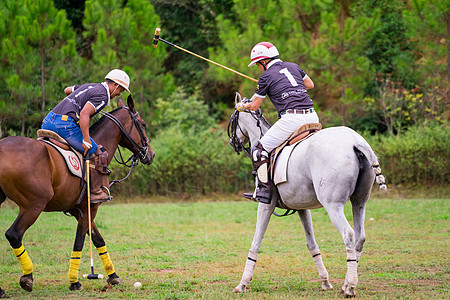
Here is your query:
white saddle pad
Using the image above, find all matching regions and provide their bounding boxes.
[40,140,83,178]
[273,141,301,185]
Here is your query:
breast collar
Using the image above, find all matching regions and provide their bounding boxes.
[101,82,111,107]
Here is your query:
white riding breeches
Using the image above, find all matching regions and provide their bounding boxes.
[259,111,319,153]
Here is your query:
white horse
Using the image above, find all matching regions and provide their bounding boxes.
[228,93,386,297]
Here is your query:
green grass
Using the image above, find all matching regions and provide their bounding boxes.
[0,196,448,299]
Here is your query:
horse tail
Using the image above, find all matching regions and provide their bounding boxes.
[353,143,387,190]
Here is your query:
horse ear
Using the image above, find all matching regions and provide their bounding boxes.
[117,97,125,108]
[127,94,136,113]
[235,92,242,104]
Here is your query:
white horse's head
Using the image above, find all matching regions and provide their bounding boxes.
[228,92,271,156]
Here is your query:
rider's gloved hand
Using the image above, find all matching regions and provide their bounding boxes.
[235,102,246,112]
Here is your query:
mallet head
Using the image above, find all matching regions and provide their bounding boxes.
[153,28,161,48]
[83,273,104,280]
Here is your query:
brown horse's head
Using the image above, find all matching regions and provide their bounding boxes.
[117,95,155,165]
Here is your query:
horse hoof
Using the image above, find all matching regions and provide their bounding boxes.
[20,274,33,292]
[0,287,6,298]
[321,280,333,290]
[341,285,356,298]
[232,283,246,293]
[106,273,122,285]
[69,281,83,291]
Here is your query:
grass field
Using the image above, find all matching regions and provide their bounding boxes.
[0,193,448,299]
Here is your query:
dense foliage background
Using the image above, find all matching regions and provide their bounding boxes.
[0,0,448,195]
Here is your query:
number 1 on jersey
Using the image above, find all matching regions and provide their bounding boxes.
[279,68,298,87]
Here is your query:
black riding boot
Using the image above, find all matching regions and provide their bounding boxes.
[243,142,272,204]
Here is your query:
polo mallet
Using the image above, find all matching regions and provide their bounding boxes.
[83,158,104,280]
[152,27,258,83]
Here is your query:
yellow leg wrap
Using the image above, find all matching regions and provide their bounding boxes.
[97,246,115,276]
[12,245,33,275]
[68,251,82,283]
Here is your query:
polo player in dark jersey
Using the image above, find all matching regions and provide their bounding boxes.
[236,42,319,204]
[41,69,131,201]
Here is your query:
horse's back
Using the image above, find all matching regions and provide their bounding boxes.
[278,127,375,209]
[0,136,79,210]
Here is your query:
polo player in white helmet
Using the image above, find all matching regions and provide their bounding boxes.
[42,69,131,201]
[236,42,319,204]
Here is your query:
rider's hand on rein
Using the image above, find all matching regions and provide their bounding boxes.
[235,102,246,112]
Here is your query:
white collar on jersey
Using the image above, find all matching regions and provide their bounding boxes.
[101,82,111,107]
[266,59,283,69]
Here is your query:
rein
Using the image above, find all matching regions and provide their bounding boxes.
[99,107,149,162]
[228,108,297,218]
[227,109,271,158]
[98,107,149,186]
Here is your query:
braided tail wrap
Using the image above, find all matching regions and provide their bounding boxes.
[97,245,115,276]
[372,163,387,190]
[68,251,82,283]
[12,245,33,275]
[354,143,387,190]
[240,249,258,287]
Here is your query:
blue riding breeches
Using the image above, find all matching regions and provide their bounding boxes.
[41,111,98,156]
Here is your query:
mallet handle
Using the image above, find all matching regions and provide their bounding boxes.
[86,160,94,273]
[157,37,258,83]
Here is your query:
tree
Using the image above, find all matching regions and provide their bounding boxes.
[83,0,175,114]
[0,0,80,137]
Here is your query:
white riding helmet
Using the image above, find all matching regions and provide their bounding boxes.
[105,69,131,93]
[248,42,279,67]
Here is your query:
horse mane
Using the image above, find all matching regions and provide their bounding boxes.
[90,107,124,133]
[258,111,272,129]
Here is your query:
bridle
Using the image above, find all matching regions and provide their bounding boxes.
[99,106,150,168]
[227,109,271,158]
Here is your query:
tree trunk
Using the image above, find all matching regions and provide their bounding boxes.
[339,1,346,125]
[41,44,46,111]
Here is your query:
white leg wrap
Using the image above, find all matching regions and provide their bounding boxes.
[240,249,258,287]
[310,248,328,280]
[346,248,358,288]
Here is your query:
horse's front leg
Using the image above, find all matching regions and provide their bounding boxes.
[297,209,333,290]
[0,286,5,298]
[233,201,275,293]
[91,222,122,286]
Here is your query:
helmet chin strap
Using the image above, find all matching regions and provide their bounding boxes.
[111,84,119,96]
[258,59,273,71]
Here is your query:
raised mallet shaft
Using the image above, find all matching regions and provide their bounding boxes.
[152,28,258,83]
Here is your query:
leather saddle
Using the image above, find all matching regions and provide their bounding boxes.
[37,129,84,178]
[270,123,322,181]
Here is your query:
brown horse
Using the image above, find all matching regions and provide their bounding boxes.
[0,96,154,294]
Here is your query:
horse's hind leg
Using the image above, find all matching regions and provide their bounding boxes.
[5,208,43,292]
[297,209,333,290]
[351,200,367,263]
[91,222,121,285]
[322,202,358,297]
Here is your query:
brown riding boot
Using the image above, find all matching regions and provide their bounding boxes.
[89,168,111,202]
[89,146,112,202]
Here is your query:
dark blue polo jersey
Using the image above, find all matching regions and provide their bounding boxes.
[255,60,314,113]
[52,83,110,122]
